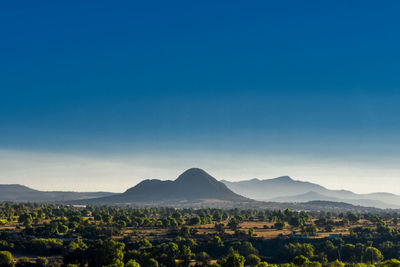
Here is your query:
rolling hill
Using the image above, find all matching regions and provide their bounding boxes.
[0,184,116,202]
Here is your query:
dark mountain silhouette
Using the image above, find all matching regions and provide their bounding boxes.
[222,176,400,209]
[85,168,248,204]
[0,184,115,202]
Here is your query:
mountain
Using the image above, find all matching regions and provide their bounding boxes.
[271,191,340,202]
[0,184,116,202]
[222,177,400,209]
[2,170,399,210]
[83,168,249,205]
[270,191,397,209]
[221,176,327,199]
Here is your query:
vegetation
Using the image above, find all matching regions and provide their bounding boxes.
[1,203,400,266]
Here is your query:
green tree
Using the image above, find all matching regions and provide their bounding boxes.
[178,245,193,267]
[87,240,125,267]
[126,259,141,267]
[189,216,201,225]
[215,223,225,235]
[36,257,49,266]
[274,221,285,230]
[146,258,158,267]
[303,224,318,235]
[246,254,261,266]
[328,259,345,267]
[64,239,88,266]
[180,225,191,237]
[293,255,309,266]
[365,246,383,264]
[284,243,314,260]
[196,252,210,266]
[0,251,13,267]
[209,235,224,248]
[380,259,400,267]
[228,219,241,231]
[248,228,255,237]
[220,253,245,267]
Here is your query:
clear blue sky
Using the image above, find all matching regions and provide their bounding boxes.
[1,1,400,192]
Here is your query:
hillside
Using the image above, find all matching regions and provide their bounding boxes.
[83,168,249,205]
[0,184,116,202]
[222,177,400,209]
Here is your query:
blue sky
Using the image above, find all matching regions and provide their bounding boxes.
[1,1,400,192]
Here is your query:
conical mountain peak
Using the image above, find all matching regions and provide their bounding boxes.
[91,168,248,203]
[175,168,215,183]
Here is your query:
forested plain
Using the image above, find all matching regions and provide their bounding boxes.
[1,203,400,266]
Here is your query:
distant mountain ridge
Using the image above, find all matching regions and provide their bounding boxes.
[221,176,400,209]
[1,169,399,210]
[222,176,327,199]
[0,184,116,202]
[84,168,249,204]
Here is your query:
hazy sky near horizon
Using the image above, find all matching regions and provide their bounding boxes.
[1,1,400,193]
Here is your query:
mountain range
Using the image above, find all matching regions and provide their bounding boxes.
[1,168,399,210]
[0,184,115,202]
[221,176,400,209]
[81,168,249,205]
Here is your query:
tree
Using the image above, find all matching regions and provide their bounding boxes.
[365,246,383,264]
[274,221,285,230]
[18,213,32,226]
[31,238,63,255]
[220,253,245,267]
[289,217,303,228]
[189,216,201,225]
[381,259,400,267]
[146,258,158,267]
[237,241,258,257]
[126,259,141,267]
[284,243,314,260]
[64,239,88,266]
[246,254,261,266]
[347,213,359,224]
[328,259,345,267]
[341,244,356,262]
[0,251,13,267]
[248,228,255,237]
[303,224,318,235]
[36,257,49,266]
[87,240,125,267]
[180,225,191,237]
[215,223,225,235]
[196,252,210,266]
[228,219,240,231]
[178,245,193,267]
[209,235,224,248]
[293,255,309,266]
